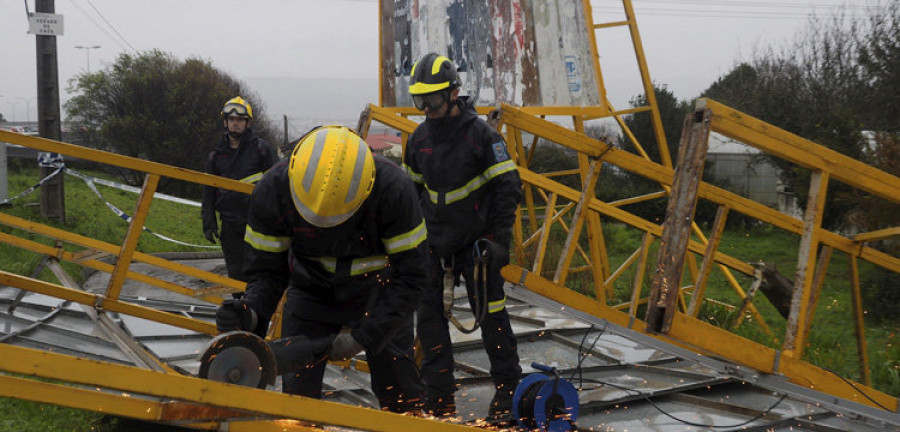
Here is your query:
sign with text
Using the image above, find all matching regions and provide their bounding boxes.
[28,12,64,36]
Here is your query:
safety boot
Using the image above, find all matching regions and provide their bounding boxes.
[486,382,516,427]
[425,393,457,418]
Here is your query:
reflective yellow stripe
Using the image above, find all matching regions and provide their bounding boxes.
[240,172,265,184]
[244,225,290,253]
[488,296,506,313]
[427,159,517,205]
[383,221,427,254]
[403,164,424,184]
[315,256,389,276]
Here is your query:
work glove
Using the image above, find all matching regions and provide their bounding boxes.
[204,228,219,244]
[328,329,364,361]
[215,298,258,334]
[476,237,510,270]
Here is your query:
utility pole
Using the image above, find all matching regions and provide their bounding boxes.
[35,0,66,223]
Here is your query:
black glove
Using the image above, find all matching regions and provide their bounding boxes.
[328,330,364,361]
[215,298,258,334]
[204,228,219,244]
[476,237,510,270]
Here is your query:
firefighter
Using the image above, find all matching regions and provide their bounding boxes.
[404,53,522,423]
[201,96,278,281]
[215,126,427,413]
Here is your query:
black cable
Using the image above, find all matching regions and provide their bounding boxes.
[566,325,791,428]
[82,0,139,54]
[579,376,789,429]
[823,367,892,412]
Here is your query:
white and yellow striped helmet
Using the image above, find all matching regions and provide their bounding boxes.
[288,126,375,227]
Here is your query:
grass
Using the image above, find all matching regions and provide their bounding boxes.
[0,164,215,431]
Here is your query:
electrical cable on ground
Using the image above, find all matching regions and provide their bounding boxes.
[567,324,790,429]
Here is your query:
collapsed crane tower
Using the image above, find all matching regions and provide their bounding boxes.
[0,1,897,431]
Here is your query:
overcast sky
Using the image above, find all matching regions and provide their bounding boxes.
[0,0,875,124]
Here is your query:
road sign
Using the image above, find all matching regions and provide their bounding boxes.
[28,12,64,36]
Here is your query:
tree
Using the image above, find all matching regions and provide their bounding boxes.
[857,2,900,133]
[701,6,884,230]
[65,50,278,195]
[620,84,692,168]
[604,85,692,222]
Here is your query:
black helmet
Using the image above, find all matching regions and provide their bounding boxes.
[408,53,461,96]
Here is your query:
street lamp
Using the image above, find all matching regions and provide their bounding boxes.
[75,45,101,74]
[18,97,36,122]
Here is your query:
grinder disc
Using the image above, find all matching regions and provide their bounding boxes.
[198,331,277,389]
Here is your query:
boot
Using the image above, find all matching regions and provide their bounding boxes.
[486,382,516,427]
[425,392,456,418]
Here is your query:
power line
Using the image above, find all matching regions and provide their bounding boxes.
[593,7,868,20]
[81,0,138,54]
[632,0,872,10]
[68,0,130,53]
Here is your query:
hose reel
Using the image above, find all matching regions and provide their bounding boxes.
[513,362,579,432]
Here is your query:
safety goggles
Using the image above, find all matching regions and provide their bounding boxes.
[222,103,249,118]
[412,91,449,111]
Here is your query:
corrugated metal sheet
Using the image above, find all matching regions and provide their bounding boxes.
[0,257,897,431]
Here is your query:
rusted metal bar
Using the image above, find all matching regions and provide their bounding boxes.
[645,108,711,334]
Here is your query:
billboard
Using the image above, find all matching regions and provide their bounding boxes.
[380,0,603,108]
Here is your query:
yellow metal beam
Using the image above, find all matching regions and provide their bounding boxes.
[0,131,252,194]
[784,171,829,356]
[687,205,729,317]
[703,98,900,203]
[853,226,900,243]
[106,174,160,302]
[519,168,757,276]
[501,265,899,411]
[0,212,244,295]
[500,104,900,274]
[0,270,216,334]
[848,255,872,386]
[0,374,249,426]
[0,344,481,432]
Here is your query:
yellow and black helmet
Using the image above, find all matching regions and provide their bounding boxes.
[288,126,375,228]
[221,96,253,120]
[408,53,461,96]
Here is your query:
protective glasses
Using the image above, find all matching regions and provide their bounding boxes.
[222,103,249,117]
[412,91,449,111]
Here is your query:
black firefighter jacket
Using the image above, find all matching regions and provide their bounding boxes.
[201,130,278,230]
[403,97,523,256]
[240,156,428,351]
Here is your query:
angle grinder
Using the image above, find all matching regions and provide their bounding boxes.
[198,331,334,389]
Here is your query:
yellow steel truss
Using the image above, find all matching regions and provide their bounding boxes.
[0,0,897,428]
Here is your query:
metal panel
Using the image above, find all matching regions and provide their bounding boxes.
[380,0,602,107]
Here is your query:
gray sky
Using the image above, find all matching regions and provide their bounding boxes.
[0,0,875,124]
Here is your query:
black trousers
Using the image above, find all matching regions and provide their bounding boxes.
[281,313,423,413]
[219,219,247,282]
[417,246,522,402]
